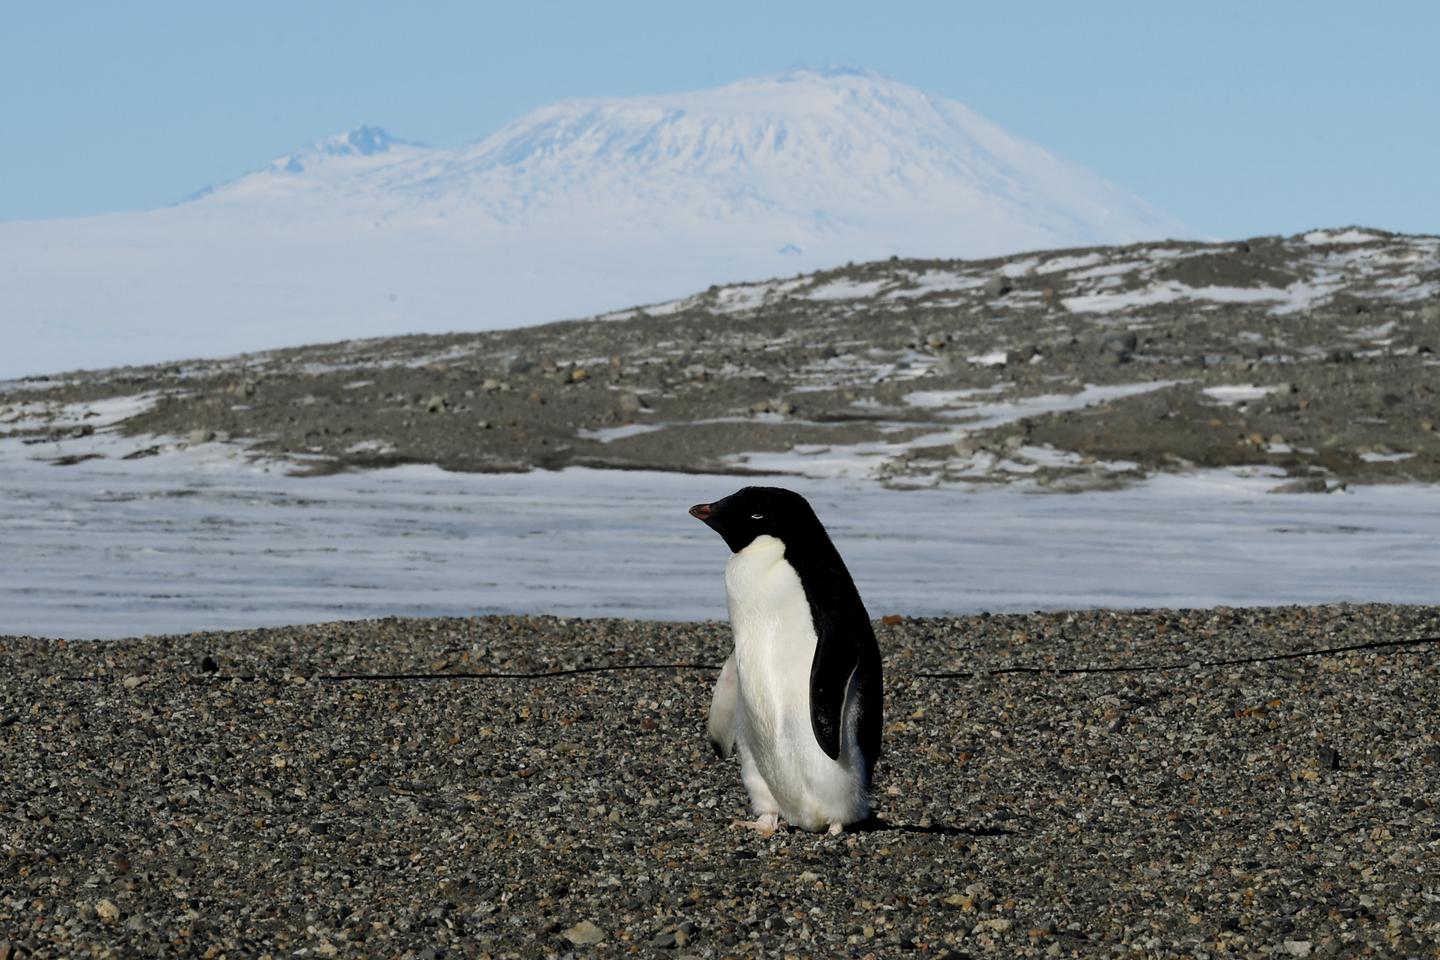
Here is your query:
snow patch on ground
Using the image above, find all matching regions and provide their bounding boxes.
[1069,261,1144,282]
[576,423,667,443]
[804,278,892,301]
[1062,284,1185,313]
[1203,385,1283,405]
[903,386,1007,408]
[728,381,1177,481]
[1035,253,1105,274]
[886,270,987,299]
[1303,228,1384,245]
[1347,320,1397,341]
[1063,281,1292,314]
[937,381,1179,430]
[345,439,397,455]
[1,393,161,433]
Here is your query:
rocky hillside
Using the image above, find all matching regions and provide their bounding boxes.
[3,227,1437,491]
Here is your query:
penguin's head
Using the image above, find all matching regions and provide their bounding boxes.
[689,486,820,553]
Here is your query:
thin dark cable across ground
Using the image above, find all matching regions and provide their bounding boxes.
[56,632,1432,684]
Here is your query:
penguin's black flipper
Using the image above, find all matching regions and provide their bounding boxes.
[808,601,882,775]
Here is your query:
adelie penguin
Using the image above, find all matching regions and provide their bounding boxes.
[689,486,882,835]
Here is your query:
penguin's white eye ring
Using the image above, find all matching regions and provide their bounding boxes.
[750,513,764,520]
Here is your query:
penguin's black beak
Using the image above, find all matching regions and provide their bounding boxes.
[689,503,714,522]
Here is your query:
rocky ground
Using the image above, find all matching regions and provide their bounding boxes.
[2,228,1438,491]
[3,605,1438,958]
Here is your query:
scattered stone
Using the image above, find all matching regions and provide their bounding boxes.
[199,655,219,674]
[95,898,121,923]
[747,398,795,415]
[616,392,647,417]
[45,452,105,466]
[1282,941,1313,958]
[1317,746,1341,771]
[982,276,1012,297]
[188,429,216,445]
[563,920,605,945]
[569,368,590,383]
[1100,331,1138,355]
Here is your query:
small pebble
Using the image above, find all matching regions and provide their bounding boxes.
[563,920,605,945]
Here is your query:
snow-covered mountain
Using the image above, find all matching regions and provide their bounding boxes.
[0,68,1185,380]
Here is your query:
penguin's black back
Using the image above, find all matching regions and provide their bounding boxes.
[783,505,883,780]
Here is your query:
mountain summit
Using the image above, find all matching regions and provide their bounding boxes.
[2,69,1184,379]
[207,68,1182,250]
[272,125,418,173]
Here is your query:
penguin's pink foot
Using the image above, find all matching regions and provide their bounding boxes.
[732,813,782,836]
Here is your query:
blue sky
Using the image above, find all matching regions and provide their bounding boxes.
[2,0,1436,238]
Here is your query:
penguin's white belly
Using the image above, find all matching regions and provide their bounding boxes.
[724,535,868,830]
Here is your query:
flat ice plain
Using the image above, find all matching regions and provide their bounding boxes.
[2,434,1437,639]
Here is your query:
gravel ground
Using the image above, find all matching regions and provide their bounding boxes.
[3,605,1438,958]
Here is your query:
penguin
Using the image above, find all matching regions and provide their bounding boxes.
[689,486,882,835]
